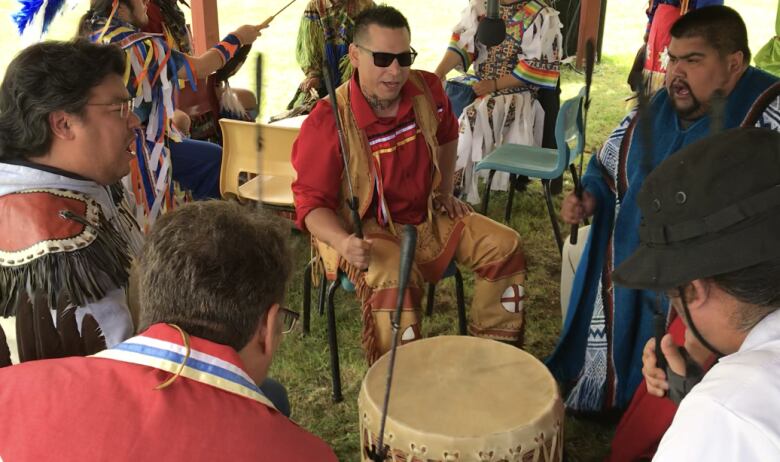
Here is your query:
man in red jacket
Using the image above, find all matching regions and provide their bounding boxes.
[292,5,529,363]
[0,200,337,461]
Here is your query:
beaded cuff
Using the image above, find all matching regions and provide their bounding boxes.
[213,33,241,64]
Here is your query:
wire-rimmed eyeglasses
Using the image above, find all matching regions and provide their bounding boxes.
[279,306,300,334]
[86,98,135,119]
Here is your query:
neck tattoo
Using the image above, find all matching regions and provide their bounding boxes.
[364,91,396,112]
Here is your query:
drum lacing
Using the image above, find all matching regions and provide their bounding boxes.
[409,443,427,457]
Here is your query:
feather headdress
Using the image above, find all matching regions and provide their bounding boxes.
[12,0,68,36]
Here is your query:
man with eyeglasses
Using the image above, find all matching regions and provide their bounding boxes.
[0,200,337,461]
[292,5,529,363]
[0,40,144,354]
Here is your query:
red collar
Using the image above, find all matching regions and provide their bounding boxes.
[348,70,423,129]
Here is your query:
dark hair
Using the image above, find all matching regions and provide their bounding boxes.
[77,0,128,37]
[138,201,294,351]
[712,260,780,330]
[670,5,751,63]
[353,4,411,44]
[0,39,126,161]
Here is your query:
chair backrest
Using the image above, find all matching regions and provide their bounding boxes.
[553,88,585,173]
[219,119,299,200]
[261,123,300,179]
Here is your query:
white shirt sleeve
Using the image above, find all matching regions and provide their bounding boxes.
[449,0,485,72]
[653,394,780,461]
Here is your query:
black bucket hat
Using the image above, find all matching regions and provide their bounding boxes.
[613,127,780,291]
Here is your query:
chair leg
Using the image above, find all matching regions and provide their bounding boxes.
[481,170,497,215]
[505,174,516,223]
[326,280,343,403]
[543,179,564,255]
[426,282,436,317]
[454,268,467,335]
[550,174,563,195]
[317,272,326,316]
[303,260,313,335]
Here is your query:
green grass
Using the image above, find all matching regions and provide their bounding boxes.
[0,0,773,460]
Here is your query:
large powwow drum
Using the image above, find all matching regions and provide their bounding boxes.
[358,336,564,461]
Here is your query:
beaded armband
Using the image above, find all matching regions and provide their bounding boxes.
[212,33,241,65]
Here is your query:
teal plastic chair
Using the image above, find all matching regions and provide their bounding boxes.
[475,89,585,254]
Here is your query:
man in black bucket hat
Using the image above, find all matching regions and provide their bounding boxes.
[612,127,780,460]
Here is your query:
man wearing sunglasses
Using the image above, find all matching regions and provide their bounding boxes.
[0,40,144,354]
[0,200,337,461]
[293,6,529,363]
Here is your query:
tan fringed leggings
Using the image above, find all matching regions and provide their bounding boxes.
[319,212,528,364]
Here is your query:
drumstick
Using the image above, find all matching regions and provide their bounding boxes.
[372,225,417,462]
[260,0,298,27]
[321,36,365,244]
[654,294,667,373]
[254,52,263,210]
[570,39,595,247]
[630,50,669,379]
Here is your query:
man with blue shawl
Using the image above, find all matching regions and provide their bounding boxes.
[548,5,780,415]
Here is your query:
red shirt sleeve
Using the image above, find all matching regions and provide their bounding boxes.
[420,71,460,146]
[291,99,344,231]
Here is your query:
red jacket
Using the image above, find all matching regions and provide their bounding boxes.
[0,324,337,461]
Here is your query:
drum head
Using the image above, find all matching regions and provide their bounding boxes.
[359,336,563,460]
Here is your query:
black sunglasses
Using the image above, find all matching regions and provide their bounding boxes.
[356,44,418,68]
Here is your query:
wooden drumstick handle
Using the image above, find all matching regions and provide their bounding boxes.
[571,40,595,247]
[261,0,298,27]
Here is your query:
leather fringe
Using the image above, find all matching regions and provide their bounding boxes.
[341,261,380,364]
[0,208,132,317]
